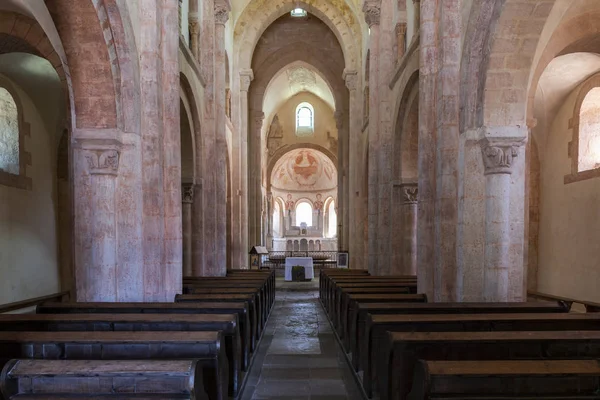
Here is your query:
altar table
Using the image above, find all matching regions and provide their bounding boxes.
[284,257,315,281]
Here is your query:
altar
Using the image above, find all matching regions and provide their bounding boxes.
[284,257,315,281]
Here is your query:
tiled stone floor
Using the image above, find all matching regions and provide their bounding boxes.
[241,277,363,399]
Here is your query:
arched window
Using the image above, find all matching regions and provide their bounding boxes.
[296,102,314,137]
[327,200,337,238]
[295,201,313,226]
[578,87,600,172]
[0,87,19,175]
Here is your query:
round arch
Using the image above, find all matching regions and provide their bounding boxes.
[180,72,201,183]
[234,0,362,71]
[393,70,420,180]
[266,143,338,191]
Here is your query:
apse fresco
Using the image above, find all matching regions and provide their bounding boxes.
[271,148,337,191]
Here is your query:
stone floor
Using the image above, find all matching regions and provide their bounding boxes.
[240,277,363,399]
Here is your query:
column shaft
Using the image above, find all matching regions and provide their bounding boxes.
[182,184,194,277]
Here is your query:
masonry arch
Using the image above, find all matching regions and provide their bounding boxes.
[234,0,362,72]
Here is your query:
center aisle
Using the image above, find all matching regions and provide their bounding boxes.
[241,277,363,400]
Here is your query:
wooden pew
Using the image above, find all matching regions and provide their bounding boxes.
[334,286,417,335]
[183,281,273,318]
[184,276,274,312]
[386,331,600,400]
[226,270,276,301]
[407,359,600,400]
[0,313,242,397]
[174,294,259,347]
[182,285,269,327]
[36,302,252,373]
[177,289,264,333]
[318,269,370,302]
[347,301,569,370]
[363,313,600,399]
[330,280,418,318]
[324,276,417,313]
[1,359,208,399]
[0,331,227,400]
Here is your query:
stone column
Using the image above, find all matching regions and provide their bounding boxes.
[182,183,194,277]
[266,192,273,250]
[396,22,407,63]
[334,110,347,251]
[413,0,421,32]
[214,0,230,274]
[480,137,525,301]
[192,180,204,276]
[401,183,418,275]
[343,70,362,268]
[233,70,253,268]
[73,136,121,302]
[189,17,199,60]
[188,0,199,58]
[363,0,381,274]
[248,110,265,248]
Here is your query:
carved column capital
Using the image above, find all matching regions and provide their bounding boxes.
[189,18,200,35]
[401,183,418,204]
[252,110,265,127]
[396,22,407,36]
[480,137,526,175]
[343,69,358,91]
[240,69,254,92]
[86,150,120,176]
[214,0,231,25]
[362,0,381,27]
[182,183,195,204]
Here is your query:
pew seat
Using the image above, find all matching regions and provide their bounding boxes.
[408,359,600,400]
[1,359,208,400]
[0,313,242,396]
[0,331,227,400]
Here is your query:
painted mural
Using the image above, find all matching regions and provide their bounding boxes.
[271,148,337,191]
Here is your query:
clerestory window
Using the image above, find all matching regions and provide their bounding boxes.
[296,102,314,137]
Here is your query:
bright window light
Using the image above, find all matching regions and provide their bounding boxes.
[291,8,307,17]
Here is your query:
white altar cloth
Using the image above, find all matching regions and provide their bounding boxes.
[284,257,315,281]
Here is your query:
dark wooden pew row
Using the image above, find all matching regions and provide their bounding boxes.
[0,331,226,400]
[364,313,600,399]
[182,283,270,326]
[0,313,242,397]
[318,269,370,302]
[324,276,417,314]
[184,276,274,312]
[226,270,276,301]
[333,286,417,334]
[36,302,252,375]
[1,359,208,399]
[177,289,264,333]
[407,359,600,400]
[174,294,260,347]
[343,294,428,355]
[329,280,418,317]
[190,274,275,317]
[387,331,600,400]
[347,301,569,370]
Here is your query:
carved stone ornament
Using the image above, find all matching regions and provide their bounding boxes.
[480,138,525,175]
[189,19,200,35]
[401,184,418,204]
[344,70,358,91]
[182,183,194,204]
[86,150,119,176]
[240,70,254,92]
[363,0,381,27]
[214,0,231,25]
[253,110,265,127]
